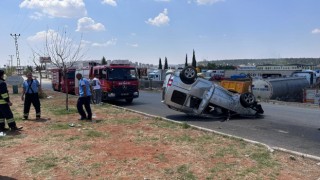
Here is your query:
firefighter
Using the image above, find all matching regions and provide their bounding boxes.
[0,70,23,131]
[21,72,41,120]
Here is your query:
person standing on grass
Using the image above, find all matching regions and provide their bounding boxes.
[76,73,92,120]
[89,75,95,104]
[21,72,41,120]
[92,74,102,104]
[0,70,23,131]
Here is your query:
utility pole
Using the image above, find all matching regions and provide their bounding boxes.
[8,55,14,69]
[10,33,21,75]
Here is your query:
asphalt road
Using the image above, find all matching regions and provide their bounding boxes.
[41,79,320,157]
[112,90,320,157]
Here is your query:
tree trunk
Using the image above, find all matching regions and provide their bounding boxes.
[63,70,69,111]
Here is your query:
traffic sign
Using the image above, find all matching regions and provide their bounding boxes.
[40,57,51,63]
[6,75,24,86]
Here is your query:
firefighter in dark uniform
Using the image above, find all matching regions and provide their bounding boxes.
[0,70,23,131]
[21,72,41,120]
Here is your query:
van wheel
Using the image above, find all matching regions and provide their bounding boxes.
[180,66,197,84]
[240,93,256,107]
[125,98,133,103]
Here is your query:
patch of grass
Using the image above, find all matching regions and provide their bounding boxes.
[150,119,179,129]
[52,134,65,138]
[49,123,69,130]
[181,122,191,129]
[177,164,188,173]
[238,139,247,149]
[109,118,140,125]
[250,150,277,168]
[104,108,123,115]
[0,134,25,147]
[175,134,194,143]
[80,144,92,150]
[10,108,23,122]
[14,117,23,122]
[238,167,259,177]
[91,162,102,169]
[50,107,78,116]
[164,168,175,175]
[26,153,59,174]
[210,162,235,174]
[66,135,80,141]
[214,146,239,158]
[71,167,89,176]
[0,135,15,141]
[0,139,16,147]
[134,130,161,143]
[135,136,160,143]
[85,130,103,138]
[176,164,197,180]
[61,156,73,163]
[196,134,218,144]
[154,153,167,162]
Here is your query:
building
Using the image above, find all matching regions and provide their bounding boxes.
[256,64,315,71]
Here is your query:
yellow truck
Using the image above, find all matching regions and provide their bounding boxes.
[220,74,252,94]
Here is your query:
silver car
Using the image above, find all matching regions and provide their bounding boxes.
[162,66,264,119]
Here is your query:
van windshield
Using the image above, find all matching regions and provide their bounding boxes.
[106,68,137,80]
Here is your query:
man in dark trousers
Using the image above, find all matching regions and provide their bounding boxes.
[76,73,92,120]
[0,70,23,131]
[21,72,41,120]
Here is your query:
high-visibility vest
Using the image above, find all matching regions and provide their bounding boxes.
[0,80,9,104]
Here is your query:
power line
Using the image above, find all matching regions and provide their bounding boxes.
[8,55,14,72]
[8,55,14,67]
[10,33,21,74]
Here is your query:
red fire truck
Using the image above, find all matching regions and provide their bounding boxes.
[75,60,139,103]
[51,68,76,94]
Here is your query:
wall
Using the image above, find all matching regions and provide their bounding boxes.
[139,79,163,89]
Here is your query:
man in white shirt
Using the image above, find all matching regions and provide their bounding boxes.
[92,75,102,104]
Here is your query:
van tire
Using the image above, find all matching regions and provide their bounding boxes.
[240,93,255,107]
[180,66,197,84]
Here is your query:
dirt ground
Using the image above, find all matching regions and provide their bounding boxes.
[0,90,320,180]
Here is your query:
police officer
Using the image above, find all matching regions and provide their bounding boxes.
[21,72,41,120]
[76,73,92,120]
[0,70,23,131]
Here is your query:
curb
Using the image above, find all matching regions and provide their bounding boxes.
[111,104,320,162]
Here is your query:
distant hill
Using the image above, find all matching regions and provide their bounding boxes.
[200,58,320,66]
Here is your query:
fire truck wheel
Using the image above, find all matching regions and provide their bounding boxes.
[126,98,133,103]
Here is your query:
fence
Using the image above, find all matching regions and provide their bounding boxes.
[139,79,163,90]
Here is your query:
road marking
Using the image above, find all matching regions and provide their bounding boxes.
[277,129,289,134]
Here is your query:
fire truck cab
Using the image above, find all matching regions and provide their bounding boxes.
[75,60,139,103]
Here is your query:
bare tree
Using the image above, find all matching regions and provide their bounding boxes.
[44,28,85,110]
[30,52,43,90]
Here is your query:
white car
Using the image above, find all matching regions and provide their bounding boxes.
[162,66,264,120]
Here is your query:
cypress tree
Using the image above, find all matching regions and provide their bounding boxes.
[101,56,107,65]
[185,54,188,67]
[192,49,197,68]
[158,58,162,69]
[164,57,168,70]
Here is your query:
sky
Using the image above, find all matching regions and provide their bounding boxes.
[1,0,320,67]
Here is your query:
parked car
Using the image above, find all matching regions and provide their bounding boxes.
[162,66,264,119]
